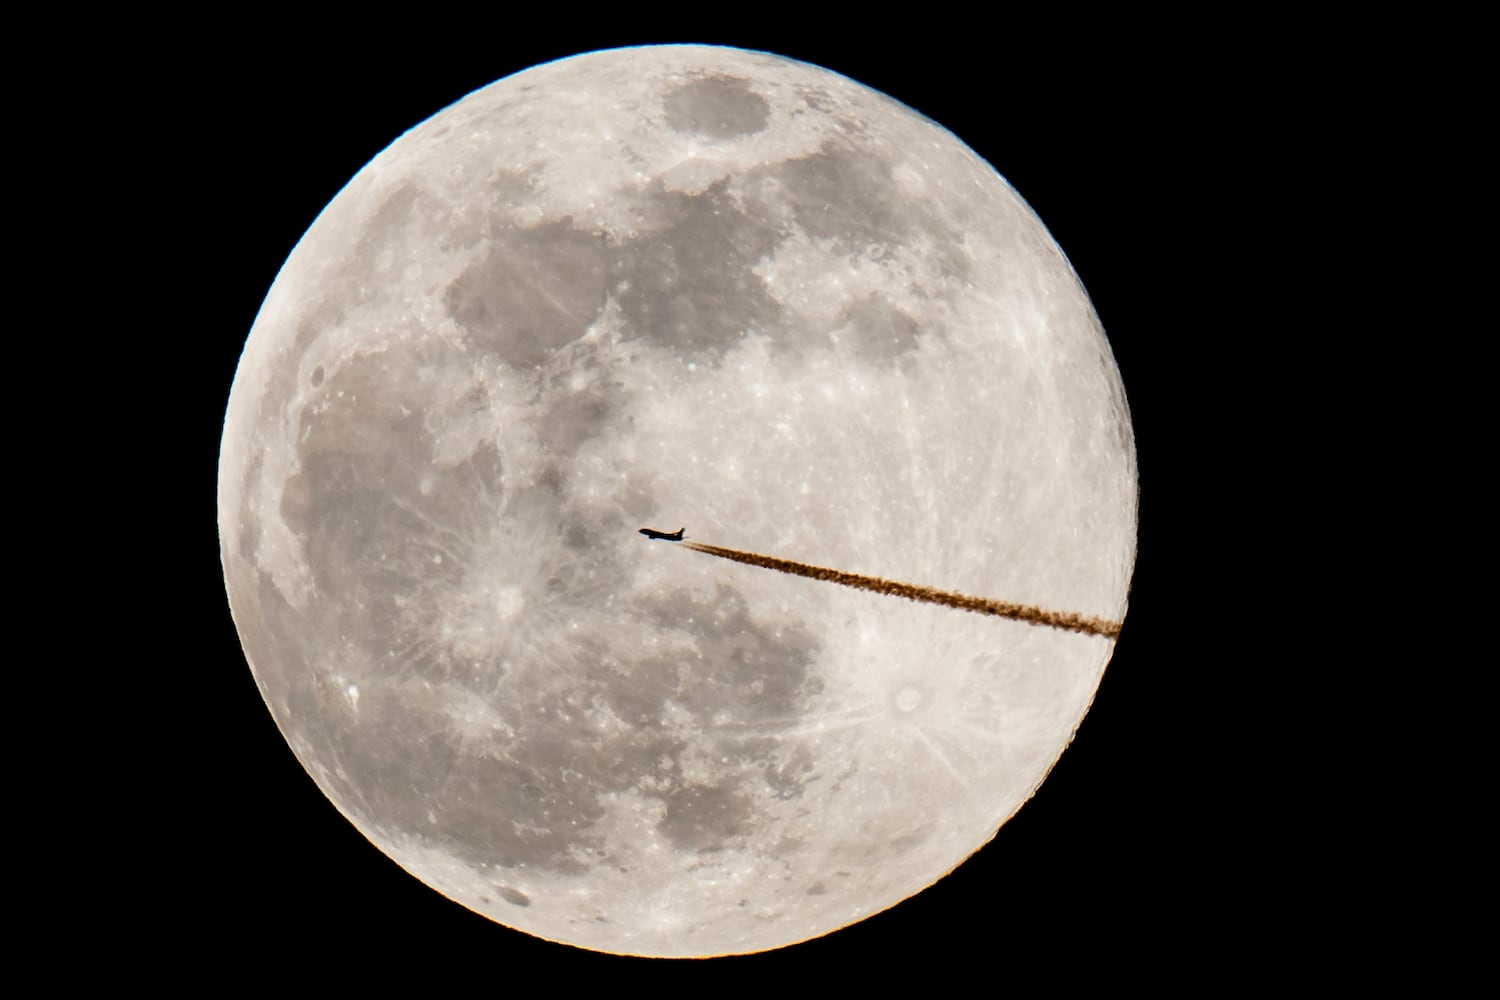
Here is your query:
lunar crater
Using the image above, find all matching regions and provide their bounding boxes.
[663,75,772,139]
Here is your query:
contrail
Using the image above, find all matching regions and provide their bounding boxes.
[682,541,1122,639]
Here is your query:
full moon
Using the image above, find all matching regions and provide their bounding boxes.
[219,45,1136,957]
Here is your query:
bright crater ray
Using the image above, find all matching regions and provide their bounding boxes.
[219,45,1136,957]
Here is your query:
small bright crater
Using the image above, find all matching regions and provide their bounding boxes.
[495,586,525,621]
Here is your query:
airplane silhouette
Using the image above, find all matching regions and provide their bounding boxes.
[639,527,685,541]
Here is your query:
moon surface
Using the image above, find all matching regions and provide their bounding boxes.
[218,44,1137,957]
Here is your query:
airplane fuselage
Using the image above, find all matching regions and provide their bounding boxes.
[639,527,685,541]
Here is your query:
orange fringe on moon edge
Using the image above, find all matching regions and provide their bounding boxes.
[682,542,1122,640]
